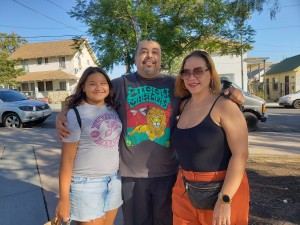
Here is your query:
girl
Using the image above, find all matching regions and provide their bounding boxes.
[55,67,123,225]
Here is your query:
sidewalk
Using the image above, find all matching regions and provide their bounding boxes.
[265,102,282,108]
[49,103,62,111]
[0,128,123,225]
[1,128,299,225]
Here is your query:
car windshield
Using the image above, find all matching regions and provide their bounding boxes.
[0,91,27,102]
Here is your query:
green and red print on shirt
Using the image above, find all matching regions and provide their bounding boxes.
[125,86,171,147]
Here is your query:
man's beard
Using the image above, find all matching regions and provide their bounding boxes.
[142,58,158,76]
[143,68,156,76]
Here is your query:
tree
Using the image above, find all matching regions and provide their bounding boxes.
[0,32,27,87]
[69,0,279,74]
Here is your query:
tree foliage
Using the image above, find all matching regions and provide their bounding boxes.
[0,32,27,87]
[69,0,279,74]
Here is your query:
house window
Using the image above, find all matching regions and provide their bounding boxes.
[30,83,34,91]
[59,81,66,90]
[21,83,29,91]
[59,57,66,68]
[37,82,45,91]
[45,58,49,64]
[46,81,53,91]
[22,60,29,72]
[272,78,278,91]
[37,58,42,65]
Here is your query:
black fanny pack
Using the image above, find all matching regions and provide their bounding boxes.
[181,172,223,210]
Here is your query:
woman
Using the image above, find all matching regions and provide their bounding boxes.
[55,67,123,225]
[171,51,249,225]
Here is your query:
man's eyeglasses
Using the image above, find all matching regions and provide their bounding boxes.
[180,67,209,80]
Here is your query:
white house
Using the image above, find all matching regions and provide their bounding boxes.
[8,39,98,103]
[211,52,248,91]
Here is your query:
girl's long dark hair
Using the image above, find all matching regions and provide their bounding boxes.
[65,67,116,109]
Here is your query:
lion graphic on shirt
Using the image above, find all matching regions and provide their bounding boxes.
[129,107,166,141]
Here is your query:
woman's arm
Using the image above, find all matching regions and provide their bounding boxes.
[55,142,78,222]
[212,98,249,225]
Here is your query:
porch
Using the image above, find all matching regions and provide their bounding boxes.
[21,90,71,104]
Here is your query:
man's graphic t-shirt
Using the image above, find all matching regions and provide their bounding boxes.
[112,72,181,178]
[64,103,122,178]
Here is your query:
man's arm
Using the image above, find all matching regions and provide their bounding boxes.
[224,86,245,105]
[56,108,72,139]
[221,80,245,105]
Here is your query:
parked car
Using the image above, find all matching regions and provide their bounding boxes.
[0,89,52,128]
[221,77,268,132]
[278,90,300,109]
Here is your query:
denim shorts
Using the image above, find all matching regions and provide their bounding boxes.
[69,172,122,222]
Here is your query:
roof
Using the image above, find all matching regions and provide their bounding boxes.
[8,39,97,63]
[247,62,276,79]
[244,57,270,65]
[266,54,300,75]
[15,70,79,82]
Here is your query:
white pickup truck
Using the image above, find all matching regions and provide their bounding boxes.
[221,77,268,132]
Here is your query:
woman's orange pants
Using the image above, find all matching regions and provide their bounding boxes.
[172,169,250,225]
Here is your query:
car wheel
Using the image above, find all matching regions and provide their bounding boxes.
[292,100,300,109]
[4,113,23,128]
[243,112,258,132]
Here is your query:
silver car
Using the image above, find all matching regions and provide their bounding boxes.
[278,90,300,109]
[0,89,52,128]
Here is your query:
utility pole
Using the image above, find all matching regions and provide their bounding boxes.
[263,59,267,100]
[240,34,244,90]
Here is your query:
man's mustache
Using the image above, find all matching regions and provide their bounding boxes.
[142,57,157,65]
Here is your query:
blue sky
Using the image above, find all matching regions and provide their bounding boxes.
[1,0,299,79]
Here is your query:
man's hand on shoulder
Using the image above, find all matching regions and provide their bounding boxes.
[222,86,245,105]
[56,109,72,140]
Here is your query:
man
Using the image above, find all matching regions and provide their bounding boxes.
[57,40,244,225]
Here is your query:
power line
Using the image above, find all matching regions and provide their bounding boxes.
[11,0,84,33]
[256,25,300,31]
[3,1,300,33]
[0,24,87,30]
[18,35,81,38]
[4,34,90,39]
[45,0,68,11]
[252,44,300,48]
[265,3,300,9]
[250,50,299,53]
[281,4,300,8]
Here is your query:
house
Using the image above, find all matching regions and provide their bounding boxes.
[245,57,276,96]
[211,52,248,91]
[264,54,300,101]
[196,36,249,90]
[8,39,98,103]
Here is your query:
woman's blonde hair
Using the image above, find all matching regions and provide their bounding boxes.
[175,50,221,98]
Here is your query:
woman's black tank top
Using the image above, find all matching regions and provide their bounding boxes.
[171,97,231,172]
